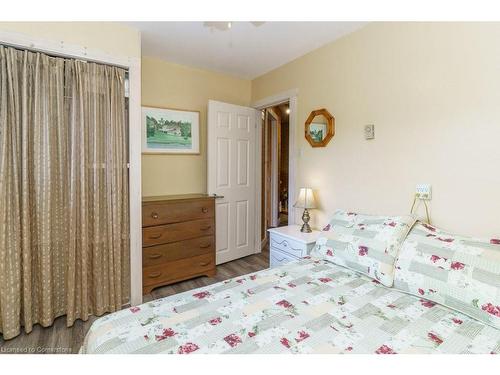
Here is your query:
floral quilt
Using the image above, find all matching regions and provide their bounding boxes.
[394,222,500,330]
[81,258,500,354]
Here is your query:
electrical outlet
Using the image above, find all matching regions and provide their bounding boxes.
[416,184,432,200]
[364,124,375,140]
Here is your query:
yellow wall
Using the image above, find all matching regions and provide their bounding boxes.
[0,22,141,58]
[252,23,500,236]
[141,57,251,196]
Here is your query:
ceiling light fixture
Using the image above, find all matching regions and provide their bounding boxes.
[203,21,265,32]
[286,108,290,114]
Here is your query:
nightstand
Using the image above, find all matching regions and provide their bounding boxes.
[267,225,321,268]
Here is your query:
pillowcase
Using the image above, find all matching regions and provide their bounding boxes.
[311,210,416,286]
[394,222,500,329]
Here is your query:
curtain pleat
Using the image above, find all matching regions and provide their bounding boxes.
[0,45,130,340]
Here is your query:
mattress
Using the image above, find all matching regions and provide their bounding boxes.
[80,257,500,354]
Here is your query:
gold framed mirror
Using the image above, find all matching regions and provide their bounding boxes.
[305,108,335,147]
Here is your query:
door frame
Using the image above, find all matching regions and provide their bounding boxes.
[267,107,281,229]
[252,89,298,253]
[0,30,143,306]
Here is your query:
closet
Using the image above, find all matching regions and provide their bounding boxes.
[0,45,130,340]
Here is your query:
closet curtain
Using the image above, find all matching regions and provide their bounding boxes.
[0,45,130,340]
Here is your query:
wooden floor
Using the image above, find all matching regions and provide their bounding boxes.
[0,247,269,354]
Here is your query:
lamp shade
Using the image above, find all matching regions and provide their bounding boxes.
[293,188,316,209]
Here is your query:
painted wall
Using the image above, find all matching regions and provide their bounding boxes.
[252,22,500,237]
[0,22,141,58]
[141,57,252,197]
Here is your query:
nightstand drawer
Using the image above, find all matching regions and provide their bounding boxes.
[267,225,320,270]
[270,235,309,257]
[270,248,297,268]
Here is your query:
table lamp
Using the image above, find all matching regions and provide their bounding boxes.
[293,187,316,233]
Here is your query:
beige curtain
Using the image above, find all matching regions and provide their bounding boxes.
[0,45,130,340]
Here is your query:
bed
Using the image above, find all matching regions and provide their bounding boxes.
[80,256,500,354]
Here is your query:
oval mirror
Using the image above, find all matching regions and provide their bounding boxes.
[305,108,335,147]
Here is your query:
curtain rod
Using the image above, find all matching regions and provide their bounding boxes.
[0,42,130,71]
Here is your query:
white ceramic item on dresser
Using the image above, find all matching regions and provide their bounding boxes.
[267,225,321,268]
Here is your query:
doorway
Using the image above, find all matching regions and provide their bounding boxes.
[261,102,290,245]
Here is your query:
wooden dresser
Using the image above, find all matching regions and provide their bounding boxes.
[142,194,216,294]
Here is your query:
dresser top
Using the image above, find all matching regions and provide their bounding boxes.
[142,194,214,203]
[267,225,321,244]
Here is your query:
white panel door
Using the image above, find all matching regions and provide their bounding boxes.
[208,100,259,264]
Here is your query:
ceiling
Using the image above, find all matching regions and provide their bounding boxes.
[127,22,367,79]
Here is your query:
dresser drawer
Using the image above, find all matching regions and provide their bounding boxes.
[270,235,309,258]
[143,236,214,267]
[143,218,214,247]
[270,248,297,268]
[143,199,214,227]
[142,253,215,287]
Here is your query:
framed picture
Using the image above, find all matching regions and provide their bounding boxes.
[309,123,327,143]
[142,106,200,154]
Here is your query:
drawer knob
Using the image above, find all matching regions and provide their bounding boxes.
[148,253,162,259]
[199,243,211,248]
[201,207,208,213]
[200,225,211,231]
[149,234,162,240]
[148,272,161,279]
[151,212,159,219]
[199,262,210,266]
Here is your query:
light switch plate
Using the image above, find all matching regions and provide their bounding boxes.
[364,124,375,140]
[416,184,432,200]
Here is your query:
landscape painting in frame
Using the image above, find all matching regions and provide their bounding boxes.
[142,106,200,154]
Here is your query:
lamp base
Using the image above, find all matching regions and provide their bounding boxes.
[300,208,312,233]
[300,222,312,233]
